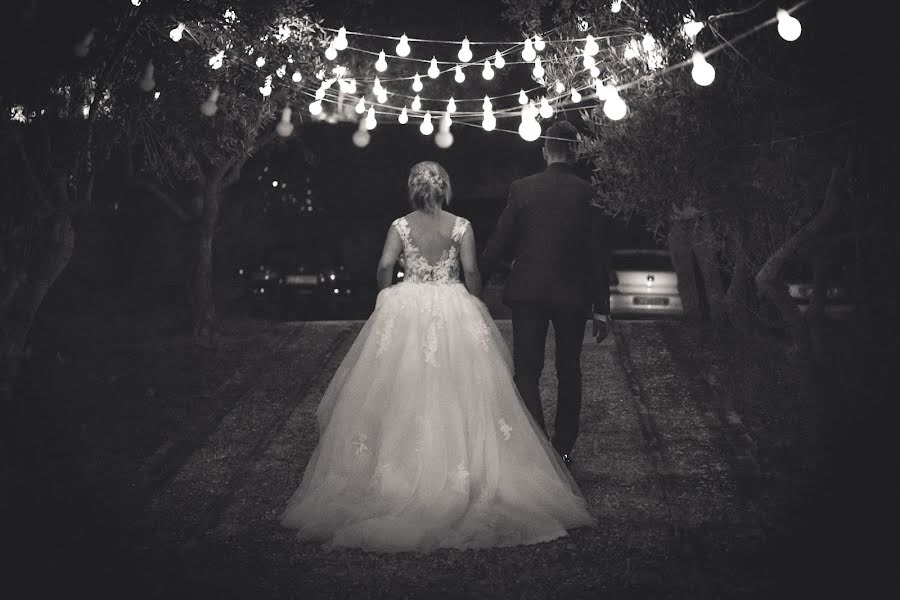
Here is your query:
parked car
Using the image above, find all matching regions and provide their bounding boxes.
[240,245,356,313]
[783,256,854,316]
[609,249,684,317]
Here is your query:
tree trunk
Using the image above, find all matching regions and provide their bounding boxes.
[188,182,223,338]
[667,219,704,320]
[0,212,76,406]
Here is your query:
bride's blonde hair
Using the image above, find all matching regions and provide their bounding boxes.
[408,161,452,212]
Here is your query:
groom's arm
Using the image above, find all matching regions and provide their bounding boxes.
[479,183,521,283]
[586,204,611,316]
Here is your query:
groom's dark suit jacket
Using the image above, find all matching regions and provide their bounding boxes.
[479,162,610,314]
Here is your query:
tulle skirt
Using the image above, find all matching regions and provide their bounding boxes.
[280,281,596,553]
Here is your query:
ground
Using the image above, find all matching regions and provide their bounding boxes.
[2,304,886,599]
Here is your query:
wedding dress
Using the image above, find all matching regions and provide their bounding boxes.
[280,214,596,552]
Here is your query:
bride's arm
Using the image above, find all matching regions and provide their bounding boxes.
[459,226,482,297]
[376,225,402,291]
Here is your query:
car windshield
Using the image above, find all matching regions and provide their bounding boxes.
[262,247,338,266]
[612,252,674,272]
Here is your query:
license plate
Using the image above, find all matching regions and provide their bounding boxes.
[634,296,669,305]
[285,275,318,285]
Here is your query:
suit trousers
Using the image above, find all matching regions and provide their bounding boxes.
[510,303,587,456]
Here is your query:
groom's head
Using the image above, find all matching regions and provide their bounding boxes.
[543,121,579,165]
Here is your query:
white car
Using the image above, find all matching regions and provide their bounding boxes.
[609,249,684,317]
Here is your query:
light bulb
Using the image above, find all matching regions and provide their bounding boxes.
[355,97,365,114]
[595,80,609,100]
[256,56,266,68]
[590,65,600,78]
[458,37,472,63]
[584,34,599,57]
[522,37,536,62]
[539,96,553,119]
[365,106,377,130]
[276,107,293,137]
[582,52,596,69]
[325,44,337,61]
[334,27,348,51]
[352,126,370,148]
[372,77,383,95]
[555,80,565,94]
[683,20,704,40]
[377,90,388,104]
[396,33,411,57]
[259,75,273,97]
[494,50,505,69]
[518,89,528,105]
[428,57,440,78]
[532,57,544,79]
[315,86,326,100]
[132,0,141,6]
[447,97,457,113]
[482,59,494,80]
[603,89,626,120]
[483,95,492,111]
[440,112,452,131]
[571,87,582,103]
[518,103,541,141]
[412,73,423,92]
[419,111,434,135]
[154,91,160,100]
[691,52,715,86]
[611,0,622,13]
[200,87,219,116]
[398,106,409,124]
[482,113,496,132]
[776,9,801,41]
[292,70,302,83]
[435,128,453,149]
[309,100,323,116]
[375,50,387,72]
[411,95,422,111]
[533,34,545,52]
[347,79,357,94]
[454,64,465,83]
[169,23,184,42]
[209,50,225,70]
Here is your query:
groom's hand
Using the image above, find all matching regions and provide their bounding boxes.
[591,314,610,343]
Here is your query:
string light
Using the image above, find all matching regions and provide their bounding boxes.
[518,89,528,105]
[325,44,337,61]
[292,70,302,83]
[276,106,293,137]
[494,50,506,69]
[458,37,473,63]
[259,74,273,97]
[454,64,465,83]
[256,56,266,68]
[132,0,141,6]
[398,106,409,124]
[611,0,622,13]
[333,27,348,51]
[412,73,423,92]
[200,87,220,116]
[533,34,546,52]
[589,65,600,78]
[776,9,802,41]
[419,111,434,135]
[355,97,366,114]
[554,80,565,94]
[582,52,596,69]
[683,19,704,40]
[691,52,715,86]
[411,95,422,111]
[428,57,440,78]
[352,118,370,147]
[365,106,377,130]
[595,79,609,101]
[376,89,388,103]
[309,99,323,115]
[603,87,627,120]
[346,79,357,94]
[522,37,537,61]
[169,23,185,42]
[154,91,161,100]
[482,59,494,80]
[375,50,388,72]
[539,96,553,119]
[396,34,411,57]
[447,97,457,113]
[435,113,454,148]
[532,56,544,79]
[482,111,496,131]
[583,34,599,57]
[372,77,384,96]
[518,101,541,141]
[570,87,582,103]
[482,95,493,112]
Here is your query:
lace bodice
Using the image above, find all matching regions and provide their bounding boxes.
[392,215,469,284]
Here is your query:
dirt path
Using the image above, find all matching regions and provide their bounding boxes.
[109,319,789,598]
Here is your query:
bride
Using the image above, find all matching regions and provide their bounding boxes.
[280,161,596,552]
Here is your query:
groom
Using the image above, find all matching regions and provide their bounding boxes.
[479,120,610,468]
